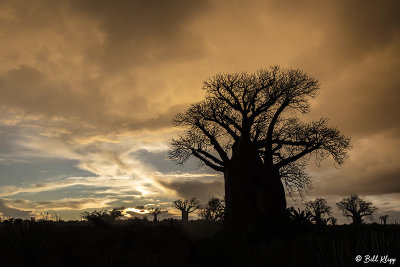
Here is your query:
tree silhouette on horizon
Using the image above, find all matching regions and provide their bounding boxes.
[336,194,378,225]
[173,198,200,222]
[305,198,333,225]
[148,207,162,222]
[169,66,351,223]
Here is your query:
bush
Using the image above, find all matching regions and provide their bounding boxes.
[81,208,124,226]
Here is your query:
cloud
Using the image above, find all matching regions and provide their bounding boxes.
[311,133,400,195]
[0,0,212,139]
[0,65,190,139]
[0,199,34,218]
[159,179,224,202]
[0,0,399,140]
[71,0,212,72]
[0,175,154,199]
[1,197,113,212]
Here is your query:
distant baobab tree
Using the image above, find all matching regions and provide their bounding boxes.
[148,207,162,222]
[336,194,378,225]
[380,215,389,225]
[169,66,351,223]
[173,198,200,222]
[305,198,332,225]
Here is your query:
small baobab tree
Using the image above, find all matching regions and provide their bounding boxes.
[305,198,332,225]
[173,198,200,222]
[380,215,389,225]
[336,194,378,225]
[148,207,162,222]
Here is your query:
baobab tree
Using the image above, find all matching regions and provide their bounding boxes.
[305,198,332,225]
[173,198,200,222]
[336,194,378,225]
[169,66,351,223]
[148,207,162,222]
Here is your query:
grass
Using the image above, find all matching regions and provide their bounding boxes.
[0,219,398,266]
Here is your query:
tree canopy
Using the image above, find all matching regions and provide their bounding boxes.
[169,66,350,194]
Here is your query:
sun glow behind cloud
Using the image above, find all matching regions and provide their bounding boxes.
[122,207,150,218]
[0,118,221,219]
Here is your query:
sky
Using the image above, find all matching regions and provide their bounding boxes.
[0,0,399,223]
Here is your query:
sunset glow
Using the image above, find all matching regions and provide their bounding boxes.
[122,207,150,218]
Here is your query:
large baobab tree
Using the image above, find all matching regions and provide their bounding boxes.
[173,198,200,222]
[336,194,378,225]
[169,66,351,223]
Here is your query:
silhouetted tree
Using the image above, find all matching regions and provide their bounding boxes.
[336,194,377,225]
[148,207,162,222]
[380,215,389,225]
[173,198,200,222]
[169,66,351,223]
[199,197,225,221]
[81,208,124,225]
[306,198,332,225]
[287,207,313,225]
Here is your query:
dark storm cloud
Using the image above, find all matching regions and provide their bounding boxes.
[312,134,400,196]
[0,0,212,136]
[275,0,400,137]
[0,65,105,118]
[314,165,400,196]
[72,0,212,72]
[159,179,224,202]
[268,0,400,65]
[1,0,399,137]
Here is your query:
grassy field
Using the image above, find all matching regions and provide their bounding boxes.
[0,219,399,266]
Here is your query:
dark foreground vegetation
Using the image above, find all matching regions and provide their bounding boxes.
[0,219,399,267]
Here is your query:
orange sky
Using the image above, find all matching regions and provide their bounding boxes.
[0,0,399,223]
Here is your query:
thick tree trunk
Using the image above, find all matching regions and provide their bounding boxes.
[255,169,287,221]
[224,163,262,223]
[352,215,362,225]
[181,211,189,222]
[224,145,287,224]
